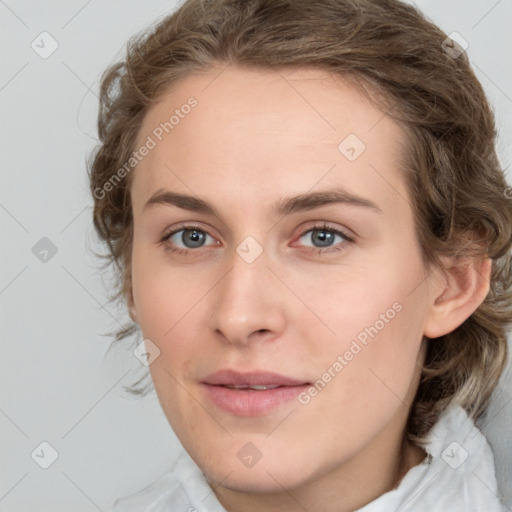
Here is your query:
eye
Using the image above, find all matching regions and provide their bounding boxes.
[162,226,217,253]
[160,222,354,256]
[296,223,353,253]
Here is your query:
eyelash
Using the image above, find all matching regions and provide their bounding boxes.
[160,222,354,256]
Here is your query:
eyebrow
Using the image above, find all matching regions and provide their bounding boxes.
[143,187,383,216]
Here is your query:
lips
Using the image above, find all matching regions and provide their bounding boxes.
[201,369,311,416]
[202,369,309,387]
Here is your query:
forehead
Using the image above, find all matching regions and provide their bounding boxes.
[130,65,410,216]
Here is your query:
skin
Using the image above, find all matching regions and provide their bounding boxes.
[127,65,491,512]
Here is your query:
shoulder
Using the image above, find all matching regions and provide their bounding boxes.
[422,405,505,509]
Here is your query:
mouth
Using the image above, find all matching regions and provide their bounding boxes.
[201,369,312,416]
[218,384,284,390]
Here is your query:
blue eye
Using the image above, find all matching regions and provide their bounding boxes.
[299,227,344,247]
[165,228,215,250]
[298,225,352,252]
[161,223,353,255]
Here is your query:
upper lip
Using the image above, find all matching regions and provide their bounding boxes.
[202,369,310,387]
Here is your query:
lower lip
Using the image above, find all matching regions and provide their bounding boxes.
[201,383,310,416]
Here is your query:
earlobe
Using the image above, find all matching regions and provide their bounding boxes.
[423,256,492,339]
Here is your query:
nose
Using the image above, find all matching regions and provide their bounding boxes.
[207,244,287,347]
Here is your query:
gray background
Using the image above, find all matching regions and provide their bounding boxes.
[1,0,511,510]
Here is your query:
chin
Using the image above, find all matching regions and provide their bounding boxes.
[206,465,309,494]
[189,442,318,494]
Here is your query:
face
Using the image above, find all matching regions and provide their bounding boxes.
[128,66,435,501]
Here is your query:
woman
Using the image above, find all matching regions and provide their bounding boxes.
[88,0,512,510]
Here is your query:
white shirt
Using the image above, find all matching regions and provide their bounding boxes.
[113,404,507,511]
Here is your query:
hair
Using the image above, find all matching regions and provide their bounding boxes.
[87,0,512,444]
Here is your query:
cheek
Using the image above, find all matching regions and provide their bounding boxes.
[131,245,209,338]
[306,263,426,359]
[131,256,212,396]
[303,295,426,451]
[307,252,428,404]
[320,299,423,397]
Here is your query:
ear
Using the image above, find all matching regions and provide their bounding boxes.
[423,255,492,339]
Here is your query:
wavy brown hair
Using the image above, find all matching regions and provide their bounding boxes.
[87,0,512,443]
